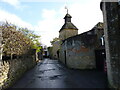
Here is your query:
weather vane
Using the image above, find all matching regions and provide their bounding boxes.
[65,0,68,14]
[65,6,68,14]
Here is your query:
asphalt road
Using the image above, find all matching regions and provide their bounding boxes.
[11,58,108,88]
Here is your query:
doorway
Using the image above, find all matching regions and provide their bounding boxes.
[57,50,59,59]
[95,49,106,71]
[64,51,67,65]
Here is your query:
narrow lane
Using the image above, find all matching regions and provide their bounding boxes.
[12,58,108,88]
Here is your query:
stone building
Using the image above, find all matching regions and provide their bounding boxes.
[59,34,97,69]
[101,1,120,88]
[49,12,78,60]
[50,40,60,60]
[49,11,105,70]
[43,45,49,58]
[59,22,105,69]
[59,13,78,41]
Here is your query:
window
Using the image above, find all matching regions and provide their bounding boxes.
[100,35,105,46]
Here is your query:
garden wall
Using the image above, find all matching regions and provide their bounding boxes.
[0,54,36,89]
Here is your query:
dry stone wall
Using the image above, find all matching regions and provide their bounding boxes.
[0,55,36,90]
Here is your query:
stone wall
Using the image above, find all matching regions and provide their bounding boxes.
[59,29,78,41]
[101,1,120,88]
[59,34,97,69]
[51,41,60,60]
[0,55,36,89]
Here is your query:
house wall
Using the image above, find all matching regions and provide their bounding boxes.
[48,47,53,59]
[85,22,104,49]
[51,41,60,60]
[59,29,78,41]
[101,1,120,88]
[59,34,97,69]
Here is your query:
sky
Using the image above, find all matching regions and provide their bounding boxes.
[0,0,103,47]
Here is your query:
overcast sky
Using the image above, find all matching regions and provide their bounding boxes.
[0,0,103,46]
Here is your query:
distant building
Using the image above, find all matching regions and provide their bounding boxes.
[43,45,49,58]
[51,40,60,60]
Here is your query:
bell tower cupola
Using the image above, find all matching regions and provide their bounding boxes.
[59,8,78,41]
[64,13,72,23]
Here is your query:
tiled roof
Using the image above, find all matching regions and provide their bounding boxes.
[59,22,78,32]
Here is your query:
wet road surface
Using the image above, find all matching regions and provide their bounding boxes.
[12,58,108,88]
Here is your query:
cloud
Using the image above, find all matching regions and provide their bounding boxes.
[0,8,61,46]
[34,9,64,46]
[36,0,103,46]
[0,9,33,30]
[0,0,21,8]
[1,0,115,3]
[68,0,103,34]
[0,0,103,47]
